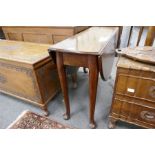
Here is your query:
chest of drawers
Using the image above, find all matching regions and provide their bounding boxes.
[109,56,155,128]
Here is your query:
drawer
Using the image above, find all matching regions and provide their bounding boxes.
[116,73,155,102]
[112,98,155,127]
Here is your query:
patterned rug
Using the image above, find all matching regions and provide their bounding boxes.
[7,110,72,129]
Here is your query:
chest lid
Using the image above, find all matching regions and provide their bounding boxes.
[0,40,50,64]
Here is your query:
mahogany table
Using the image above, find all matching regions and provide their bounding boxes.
[49,27,119,128]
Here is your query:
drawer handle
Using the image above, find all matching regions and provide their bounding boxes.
[149,86,155,98]
[127,88,135,93]
[141,111,155,122]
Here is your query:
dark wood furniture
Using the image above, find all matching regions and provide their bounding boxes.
[49,27,119,128]
[109,47,155,128]
[109,26,155,128]
[0,40,60,115]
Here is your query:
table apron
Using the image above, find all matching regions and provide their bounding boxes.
[62,53,92,67]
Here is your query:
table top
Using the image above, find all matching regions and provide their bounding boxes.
[49,27,119,56]
[0,40,50,64]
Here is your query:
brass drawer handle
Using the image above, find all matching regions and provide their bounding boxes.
[141,111,155,122]
[149,86,155,98]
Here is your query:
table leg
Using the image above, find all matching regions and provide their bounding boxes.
[88,56,99,129]
[56,52,70,120]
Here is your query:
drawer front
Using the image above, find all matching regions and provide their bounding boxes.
[116,73,155,102]
[112,98,155,126]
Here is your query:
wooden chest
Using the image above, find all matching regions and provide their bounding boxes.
[2,26,89,44]
[0,40,60,115]
[109,57,155,128]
